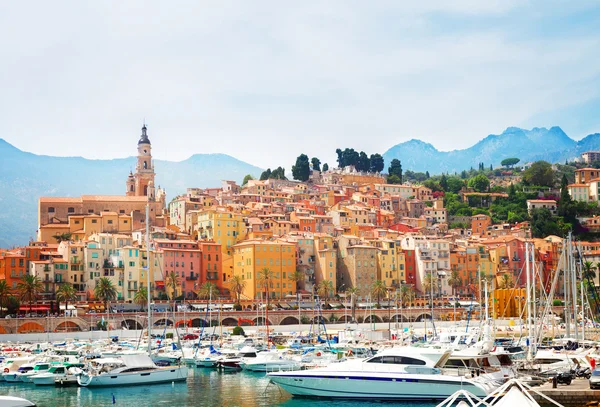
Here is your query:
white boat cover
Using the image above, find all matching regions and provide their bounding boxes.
[120,354,156,369]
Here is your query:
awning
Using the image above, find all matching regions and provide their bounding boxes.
[59,305,77,310]
[328,302,343,308]
[19,306,50,311]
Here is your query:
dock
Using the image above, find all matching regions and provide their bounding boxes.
[530,378,600,406]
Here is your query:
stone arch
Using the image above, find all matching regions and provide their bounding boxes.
[17,321,44,333]
[312,315,328,324]
[154,318,173,327]
[279,316,300,325]
[364,315,382,323]
[338,315,353,323]
[190,318,209,328]
[390,314,409,322]
[56,321,82,332]
[221,317,239,327]
[415,313,433,322]
[253,317,273,326]
[122,319,144,330]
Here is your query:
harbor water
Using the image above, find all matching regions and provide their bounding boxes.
[0,367,437,407]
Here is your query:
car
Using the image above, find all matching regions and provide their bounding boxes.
[589,368,600,389]
[182,333,199,340]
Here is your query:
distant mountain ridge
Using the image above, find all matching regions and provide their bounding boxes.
[383,126,600,173]
[0,139,263,248]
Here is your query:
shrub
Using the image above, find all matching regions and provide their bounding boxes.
[232,326,245,336]
[300,316,311,324]
[166,332,174,339]
[553,299,564,306]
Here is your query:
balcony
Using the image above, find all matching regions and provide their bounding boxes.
[43,266,51,272]
[186,273,198,281]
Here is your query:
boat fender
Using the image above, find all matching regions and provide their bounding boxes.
[3,368,8,373]
[491,346,497,352]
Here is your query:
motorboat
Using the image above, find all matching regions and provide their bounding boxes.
[77,354,188,387]
[0,396,36,407]
[241,350,303,372]
[0,357,34,382]
[4,362,35,383]
[267,347,497,399]
[19,362,54,383]
[30,364,83,386]
[218,346,258,370]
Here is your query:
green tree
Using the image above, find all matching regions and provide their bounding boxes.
[52,233,72,243]
[311,157,321,171]
[228,275,247,306]
[387,174,402,184]
[356,151,370,172]
[94,277,117,311]
[369,154,384,173]
[370,280,388,306]
[317,279,334,300]
[17,274,43,313]
[522,161,555,187]
[501,158,520,168]
[322,163,329,172]
[388,159,402,183]
[446,177,465,193]
[292,154,310,181]
[0,280,11,317]
[242,174,254,186]
[197,282,219,300]
[400,284,414,306]
[447,270,462,296]
[259,168,271,180]
[335,149,344,167]
[530,207,562,238]
[134,286,148,311]
[270,166,287,180]
[56,283,77,315]
[288,271,304,290]
[468,174,490,192]
[166,271,180,300]
[582,261,596,281]
[440,174,448,191]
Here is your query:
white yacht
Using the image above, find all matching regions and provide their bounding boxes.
[77,355,188,387]
[268,347,497,400]
[30,363,83,386]
[241,350,303,372]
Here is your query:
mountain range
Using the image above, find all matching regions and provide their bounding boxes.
[2,125,600,247]
[382,126,600,173]
[0,139,263,248]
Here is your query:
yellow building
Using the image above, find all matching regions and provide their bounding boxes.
[196,209,245,254]
[373,240,406,288]
[232,240,296,300]
[313,234,337,290]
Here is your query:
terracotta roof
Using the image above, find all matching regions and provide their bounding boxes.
[39,197,81,203]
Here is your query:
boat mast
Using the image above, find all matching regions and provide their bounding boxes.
[146,204,152,356]
[525,241,533,360]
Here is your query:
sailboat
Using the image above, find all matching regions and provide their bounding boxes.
[78,205,188,387]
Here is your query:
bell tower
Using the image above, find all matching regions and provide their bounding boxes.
[133,124,155,197]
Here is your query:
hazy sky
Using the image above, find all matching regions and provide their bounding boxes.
[1,1,599,170]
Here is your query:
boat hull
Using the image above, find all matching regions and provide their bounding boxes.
[77,366,188,387]
[31,374,57,386]
[268,372,489,400]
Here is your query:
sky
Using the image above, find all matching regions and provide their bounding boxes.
[1,1,600,171]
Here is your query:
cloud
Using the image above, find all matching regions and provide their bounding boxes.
[0,1,599,173]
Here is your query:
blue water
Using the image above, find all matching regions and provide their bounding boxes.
[0,368,438,407]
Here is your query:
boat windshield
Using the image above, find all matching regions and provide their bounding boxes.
[592,370,600,377]
[367,356,426,365]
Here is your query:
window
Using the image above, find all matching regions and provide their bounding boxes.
[108,220,113,224]
[48,207,55,213]
[92,219,97,224]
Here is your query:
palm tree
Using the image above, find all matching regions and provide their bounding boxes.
[196,282,219,300]
[257,267,275,303]
[447,270,462,296]
[583,261,597,281]
[17,274,43,313]
[345,286,360,322]
[371,280,388,306]
[166,271,180,300]
[134,286,148,311]
[0,280,11,317]
[400,284,414,306]
[288,270,305,291]
[94,277,117,311]
[317,279,334,301]
[56,283,77,315]
[228,275,246,306]
[422,273,434,298]
[499,273,513,289]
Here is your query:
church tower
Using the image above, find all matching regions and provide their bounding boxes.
[126,124,156,198]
